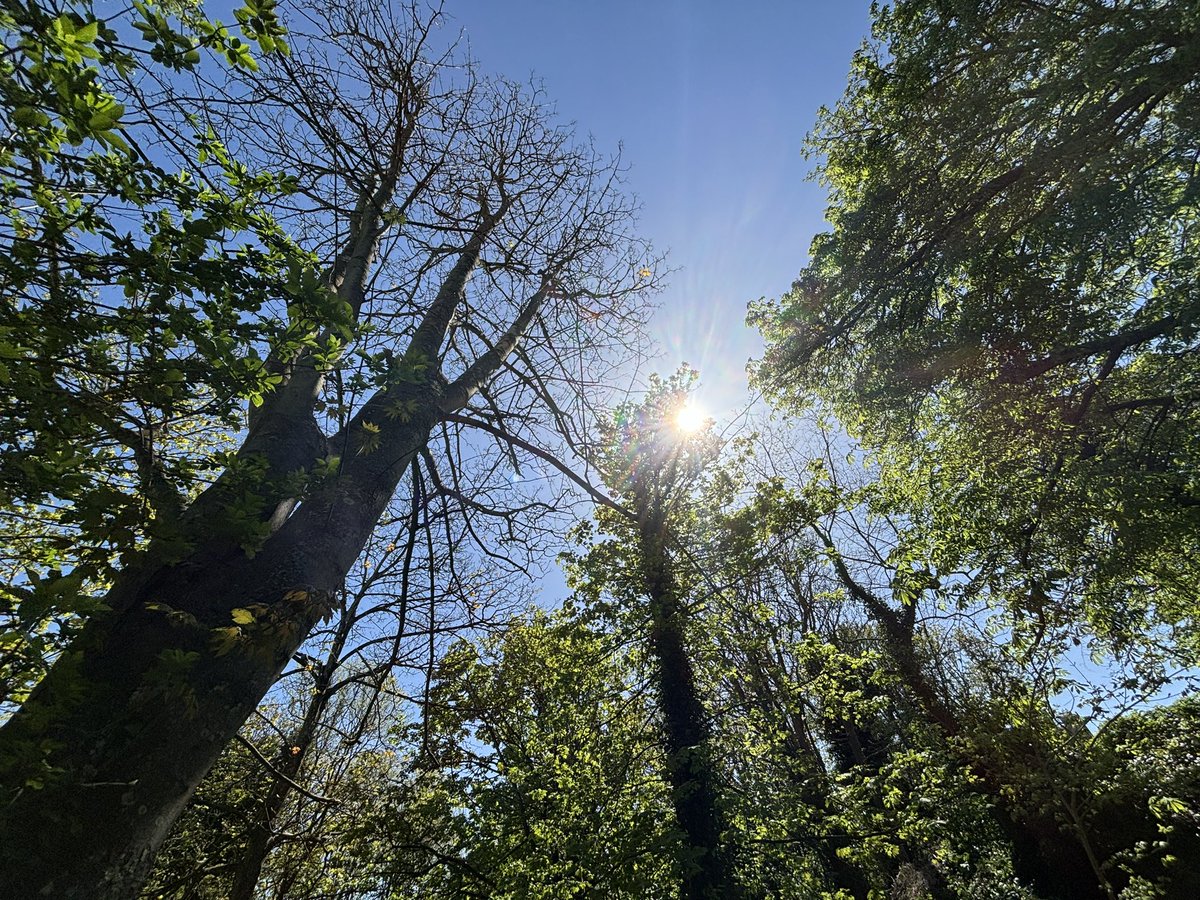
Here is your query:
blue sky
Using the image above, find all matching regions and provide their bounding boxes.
[446,0,876,416]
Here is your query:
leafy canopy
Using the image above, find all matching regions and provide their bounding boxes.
[752,0,1200,654]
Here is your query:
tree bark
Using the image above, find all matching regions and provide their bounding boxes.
[0,393,441,899]
[637,514,740,900]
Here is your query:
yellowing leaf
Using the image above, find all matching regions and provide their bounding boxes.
[231,607,255,625]
[210,626,242,656]
[358,420,383,454]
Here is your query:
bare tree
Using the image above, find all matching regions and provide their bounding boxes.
[0,3,659,896]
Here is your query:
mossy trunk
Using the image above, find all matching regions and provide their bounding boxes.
[638,517,739,900]
[0,404,438,899]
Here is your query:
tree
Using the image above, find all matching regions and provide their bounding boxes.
[752,1,1200,880]
[752,419,1200,898]
[572,371,742,900]
[679,437,1028,899]
[0,1,657,895]
[384,609,680,899]
[0,0,299,707]
[751,0,1200,656]
[701,475,927,899]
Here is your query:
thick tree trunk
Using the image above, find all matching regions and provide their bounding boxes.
[0,173,535,895]
[0,399,440,899]
[650,606,737,900]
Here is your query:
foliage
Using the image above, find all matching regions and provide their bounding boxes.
[145,681,408,900]
[752,0,1200,656]
[3,0,1199,897]
[0,0,305,705]
[0,0,659,894]
[383,610,679,899]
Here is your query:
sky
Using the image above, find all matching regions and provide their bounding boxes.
[444,0,876,419]
[436,5,1197,705]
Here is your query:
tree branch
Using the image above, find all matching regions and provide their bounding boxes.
[234,734,340,807]
[442,411,631,519]
[439,283,549,413]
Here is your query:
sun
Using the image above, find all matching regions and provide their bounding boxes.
[673,401,708,434]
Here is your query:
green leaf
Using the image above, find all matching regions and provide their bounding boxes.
[74,21,99,44]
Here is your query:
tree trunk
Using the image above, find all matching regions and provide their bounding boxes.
[638,518,740,900]
[0,398,441,899]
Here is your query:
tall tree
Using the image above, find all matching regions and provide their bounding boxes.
[385,609,679,900]
[761,421,1200,898]
[752,0,1200,656]
[576,371,741,900]
[0,1,657,895]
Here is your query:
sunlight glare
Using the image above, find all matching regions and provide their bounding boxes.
[674,401,708,435]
